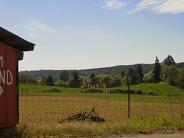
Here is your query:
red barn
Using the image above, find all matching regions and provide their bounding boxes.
[0,27,35,128]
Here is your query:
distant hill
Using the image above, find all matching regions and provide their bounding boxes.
[20,62,184,79]
[78,64,154,76]
[176,62,184,68]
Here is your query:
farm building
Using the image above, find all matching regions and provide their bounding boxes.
[0,27,35,129]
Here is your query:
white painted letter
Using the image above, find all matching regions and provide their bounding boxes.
[0,70,5,84]
[0,56,3,68]
[7,70,13,85]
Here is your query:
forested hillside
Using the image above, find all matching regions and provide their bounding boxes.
[20,62,184,79]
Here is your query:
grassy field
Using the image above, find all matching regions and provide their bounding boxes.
[18,83,184,137]
[19,83,184,98]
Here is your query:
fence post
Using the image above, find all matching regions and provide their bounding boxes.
[127,75,131,118]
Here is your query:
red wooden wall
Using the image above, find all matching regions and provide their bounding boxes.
[0,41,17,128]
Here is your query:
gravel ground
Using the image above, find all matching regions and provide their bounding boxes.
[108,133,184,138]
[44,132,184,138]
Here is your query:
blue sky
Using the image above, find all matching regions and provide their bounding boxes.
[0,0,184,70]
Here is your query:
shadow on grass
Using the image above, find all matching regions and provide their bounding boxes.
[0,125,31,138]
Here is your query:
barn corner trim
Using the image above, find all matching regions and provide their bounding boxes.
[0,26,35,53]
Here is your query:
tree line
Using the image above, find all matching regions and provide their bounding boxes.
[144,55,184,88]
[19,55,184,89]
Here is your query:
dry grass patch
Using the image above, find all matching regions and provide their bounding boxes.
[19,95,184,137]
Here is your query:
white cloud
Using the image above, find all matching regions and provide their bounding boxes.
[131,0,184,14]
[102,0,126,10]
[15,20,53,38]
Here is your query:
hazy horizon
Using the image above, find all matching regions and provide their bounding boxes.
[20,60,184,72]
[1,0,184,70]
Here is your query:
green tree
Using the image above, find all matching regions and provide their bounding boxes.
[19,72,28,84]
[46,76,54,86]
[41,76,46,85]
[19,72,37,84]
[166,65,179,86]
[59,70,69,82]
[69,70,81,88]
[113,76,122,87]
[178,68,184,88]
[163,55,176,66]
[102,75,113,88]
[143,71,154,83]
[96,75,103,88]
[128,67,138,84]
[136,64,143,83]
[121,70,125,78]
[160,64,169,82]
[83,77,90,88]
[153,57,161,83]
[90,73,97,88]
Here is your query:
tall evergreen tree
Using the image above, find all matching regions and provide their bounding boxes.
[90,73,97,88]
[113,76,122,87]
[46,75,54,86]
[128,67,138,84]
[163,55,176,66]
[136,64,143,83]
[69,70,81,88]
[102,75,113,88]
[166,65,179,86]
[121,70,125,78]
[59,70,69,82]
[153,57,161,83]
[41,76,46,85]
[179,68,184,88]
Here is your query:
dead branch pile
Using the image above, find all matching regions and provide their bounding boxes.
[58,107,105,123]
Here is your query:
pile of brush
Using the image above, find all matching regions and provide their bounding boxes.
[59,107,105,123]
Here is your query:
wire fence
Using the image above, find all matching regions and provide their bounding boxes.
[19,89,184,125]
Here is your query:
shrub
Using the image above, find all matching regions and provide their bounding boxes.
[148,91,157,96]
[45,76,54,86]
[46,88,62,93]
[124,89,143,95]
[109,89,125,94]
[135,90,143,95]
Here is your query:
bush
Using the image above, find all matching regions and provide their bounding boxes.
[109,89,125,94]
[46,88,62,93]
[125,89,143,95]
[136,89,143,95]
[148,91,157,96]
[45,76,54,86]
[83,88,103,93]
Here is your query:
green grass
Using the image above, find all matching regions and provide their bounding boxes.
[18,83,184,137]
[20,83,184,94]
[19,114,184,137]
[130,83,184,96]
[19,84,81,95]
[19,83,184,101]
